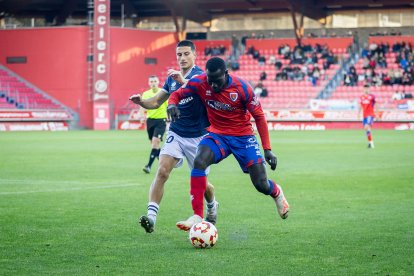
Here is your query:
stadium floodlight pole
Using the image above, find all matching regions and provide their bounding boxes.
[121,4,125,27]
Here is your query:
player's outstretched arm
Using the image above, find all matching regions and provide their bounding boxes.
[129,90,169,110]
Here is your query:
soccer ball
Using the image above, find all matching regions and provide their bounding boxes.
[189,221,218,248]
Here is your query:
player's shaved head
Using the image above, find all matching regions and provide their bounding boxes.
[206,57,226,73]
[206,57,228,93]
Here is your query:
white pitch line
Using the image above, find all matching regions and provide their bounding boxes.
[0,183,143,195]
[0,179,139,185]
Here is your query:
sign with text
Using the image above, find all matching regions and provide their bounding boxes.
[93,0,110,129]
[0,122,69,131]
[0,110,72,121]
[93,103,110,130]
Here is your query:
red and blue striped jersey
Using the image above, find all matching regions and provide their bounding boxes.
[360,93,376,118]
[169,73,271,150]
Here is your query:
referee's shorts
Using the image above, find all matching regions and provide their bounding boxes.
[146,118,167,140]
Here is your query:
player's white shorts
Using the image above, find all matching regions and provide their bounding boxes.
[160,130,210,174]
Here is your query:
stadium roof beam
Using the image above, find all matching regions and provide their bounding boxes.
[318,0,414,10]
[120,0,138,19]
[290,8,305,47]
[287,0,327,21]
[54,0,78,26]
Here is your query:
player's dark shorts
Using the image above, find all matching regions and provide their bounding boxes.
[199,132,264,173]
[146,118,166,141]
[362,116,374,126]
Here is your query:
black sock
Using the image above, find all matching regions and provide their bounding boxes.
[147,148,158,168]
[155,149,160,159]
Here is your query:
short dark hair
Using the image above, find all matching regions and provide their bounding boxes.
[176,40,196,51]
[364,83,370,88]
[206,57,226,72]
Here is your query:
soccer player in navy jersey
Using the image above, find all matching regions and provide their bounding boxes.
[129,40,218,233]
[168,57,289,231]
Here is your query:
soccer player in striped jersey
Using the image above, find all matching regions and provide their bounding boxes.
[129,40,218,233]
[167,57,289,231]
[360,84,376,148]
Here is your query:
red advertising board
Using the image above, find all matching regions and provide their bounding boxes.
[262,121,414,131]
[0,110,72,121]
[118,109,414,131]
[93,0,111,130]
[0,122,69,131]
[265,110,414,122]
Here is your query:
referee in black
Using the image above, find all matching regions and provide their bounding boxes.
[140,75,168,173]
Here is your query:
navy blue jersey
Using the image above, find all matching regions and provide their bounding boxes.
[162,65,210,137]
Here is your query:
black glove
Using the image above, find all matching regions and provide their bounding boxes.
[167,104,180,122]
[264,149,277,171]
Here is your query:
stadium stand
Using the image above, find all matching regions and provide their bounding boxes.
[0,66,64,110]
[155,39,351,110]
[331,39,414,109]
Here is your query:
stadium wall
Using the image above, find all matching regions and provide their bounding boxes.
[0,27,90,125]
[0,27,176,128]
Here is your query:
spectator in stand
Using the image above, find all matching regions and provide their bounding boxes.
[231,34,240,58]
[392,90,404,101]
[254,81,268,98]
[204,46,212,56]
[377,52,387,68]
[310,67,320,86]
[402,72,413,86]
[258,55,266,66]
[227,55,240,71]
[362,57,371,70]
[394,69,403,85]
[268,54,276,65]
[361,46,370,58]
[246,45,256,56]
[274,59,283,70]
[382,72,391,85]
[211,46,222,56]
[252,49,260,60]
[369,58,377,69]
[400,56,409,71]
[259,71,267,81]
[219,45,226,55]
[241,33,248,54]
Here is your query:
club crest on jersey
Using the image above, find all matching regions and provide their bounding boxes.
[230,92,238,102]
[206,90,211,96]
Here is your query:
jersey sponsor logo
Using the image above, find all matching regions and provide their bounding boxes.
[248,137,256,143]
[230,92,238,102]
[178,96,194,105]
[246,143,259,149]
[206,100,235,111]
[250,96,260,106]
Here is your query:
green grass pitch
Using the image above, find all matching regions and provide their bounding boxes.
[0,130,413,275]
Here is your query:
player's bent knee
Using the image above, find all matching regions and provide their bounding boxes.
[193,157,209,170]
[156,166,171,182]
